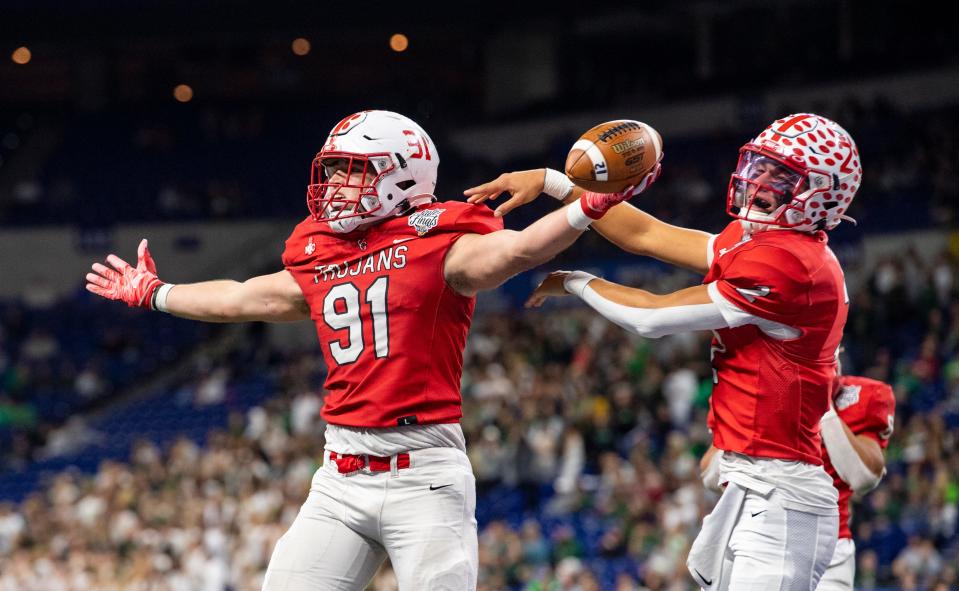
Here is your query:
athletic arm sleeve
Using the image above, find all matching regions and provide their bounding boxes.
[706,282,801,340]
[564,273,731,338]
[821,409,883,494]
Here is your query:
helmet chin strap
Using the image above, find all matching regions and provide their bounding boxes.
[328,217,361,234]
[739,182,824,234]
[739,218,776,235]
[325,191,386,233]
[738,201,795,235]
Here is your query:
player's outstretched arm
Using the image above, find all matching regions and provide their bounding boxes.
[444,202,588,297]
[525,270,727,338]
[465,167,712,274]
[445,189,647,296]
[86,239,309,323]
[162,271,309,322]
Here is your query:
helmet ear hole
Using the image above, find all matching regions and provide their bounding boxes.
[396,180,416,191]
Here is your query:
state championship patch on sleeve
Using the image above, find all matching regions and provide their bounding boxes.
[408,208,445,236]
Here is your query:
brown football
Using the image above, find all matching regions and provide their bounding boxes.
[564,120,663,192]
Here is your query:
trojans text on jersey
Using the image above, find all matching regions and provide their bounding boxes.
[313,246,408,284]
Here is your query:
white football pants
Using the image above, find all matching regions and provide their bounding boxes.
[690,486,838,591]
[815,538,856,591]
[261,447,478,591]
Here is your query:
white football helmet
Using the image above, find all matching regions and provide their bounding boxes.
[307,110,440,233]
[727,113,862,233]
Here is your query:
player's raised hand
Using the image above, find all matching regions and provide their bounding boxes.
[627,160,663,197]
[525,270,572,308]
[580,161,663,219]
[86,238,164,309]
[464,169,545,218]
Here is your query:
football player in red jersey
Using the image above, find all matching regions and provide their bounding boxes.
[818,373,894,589]
[701,372,894,591]
[466,113,863,590]
[84,110,659,591]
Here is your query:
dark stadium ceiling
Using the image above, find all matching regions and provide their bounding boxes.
[0,1,853,41]
[1,0,953,113]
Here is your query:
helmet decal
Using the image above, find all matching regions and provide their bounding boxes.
[329,111,370,137]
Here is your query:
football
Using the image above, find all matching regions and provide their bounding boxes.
[565,120,663,192]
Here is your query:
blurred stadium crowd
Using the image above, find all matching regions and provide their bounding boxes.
[2,234,959,589]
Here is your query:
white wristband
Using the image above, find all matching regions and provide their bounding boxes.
[154,283,175,312]
[565,199,594,231]
[563,271,598,297]
[543,168,574,200]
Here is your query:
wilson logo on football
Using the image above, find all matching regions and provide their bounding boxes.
[611,138,645,154]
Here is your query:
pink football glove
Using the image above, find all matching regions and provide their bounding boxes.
[580,161,662,219]
[86,239,164,309]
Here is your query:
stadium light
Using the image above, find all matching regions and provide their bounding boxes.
[389,34,409,53]
[292,38,311,56]
[11,46,31,65]
[173,84,194,103]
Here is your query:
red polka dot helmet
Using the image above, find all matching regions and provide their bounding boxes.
[726,113,862,232]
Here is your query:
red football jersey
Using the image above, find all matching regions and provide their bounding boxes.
[705,221,848,465]
[822,375,896,539]
[282,201,502,427]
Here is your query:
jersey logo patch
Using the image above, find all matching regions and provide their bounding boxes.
[835,385,860,410]
[734,285,770,302]
[408,209,445,236]
[305,236,316,256]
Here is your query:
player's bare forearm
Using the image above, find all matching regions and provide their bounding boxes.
[165,271,310,323]
[700,444,719,473]
[444,206,583,296]
[562,187,712,274]
[585,279,713,309]
[839,419,885,477]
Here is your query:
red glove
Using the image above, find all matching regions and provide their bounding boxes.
[580,161,662,219]
[86,239,164,309]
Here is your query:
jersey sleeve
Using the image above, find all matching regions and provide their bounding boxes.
[714,245,808,326]
[706,221,742,270]
[281,216,313,270]
[444,201,504,236]
[842,381,896,448]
